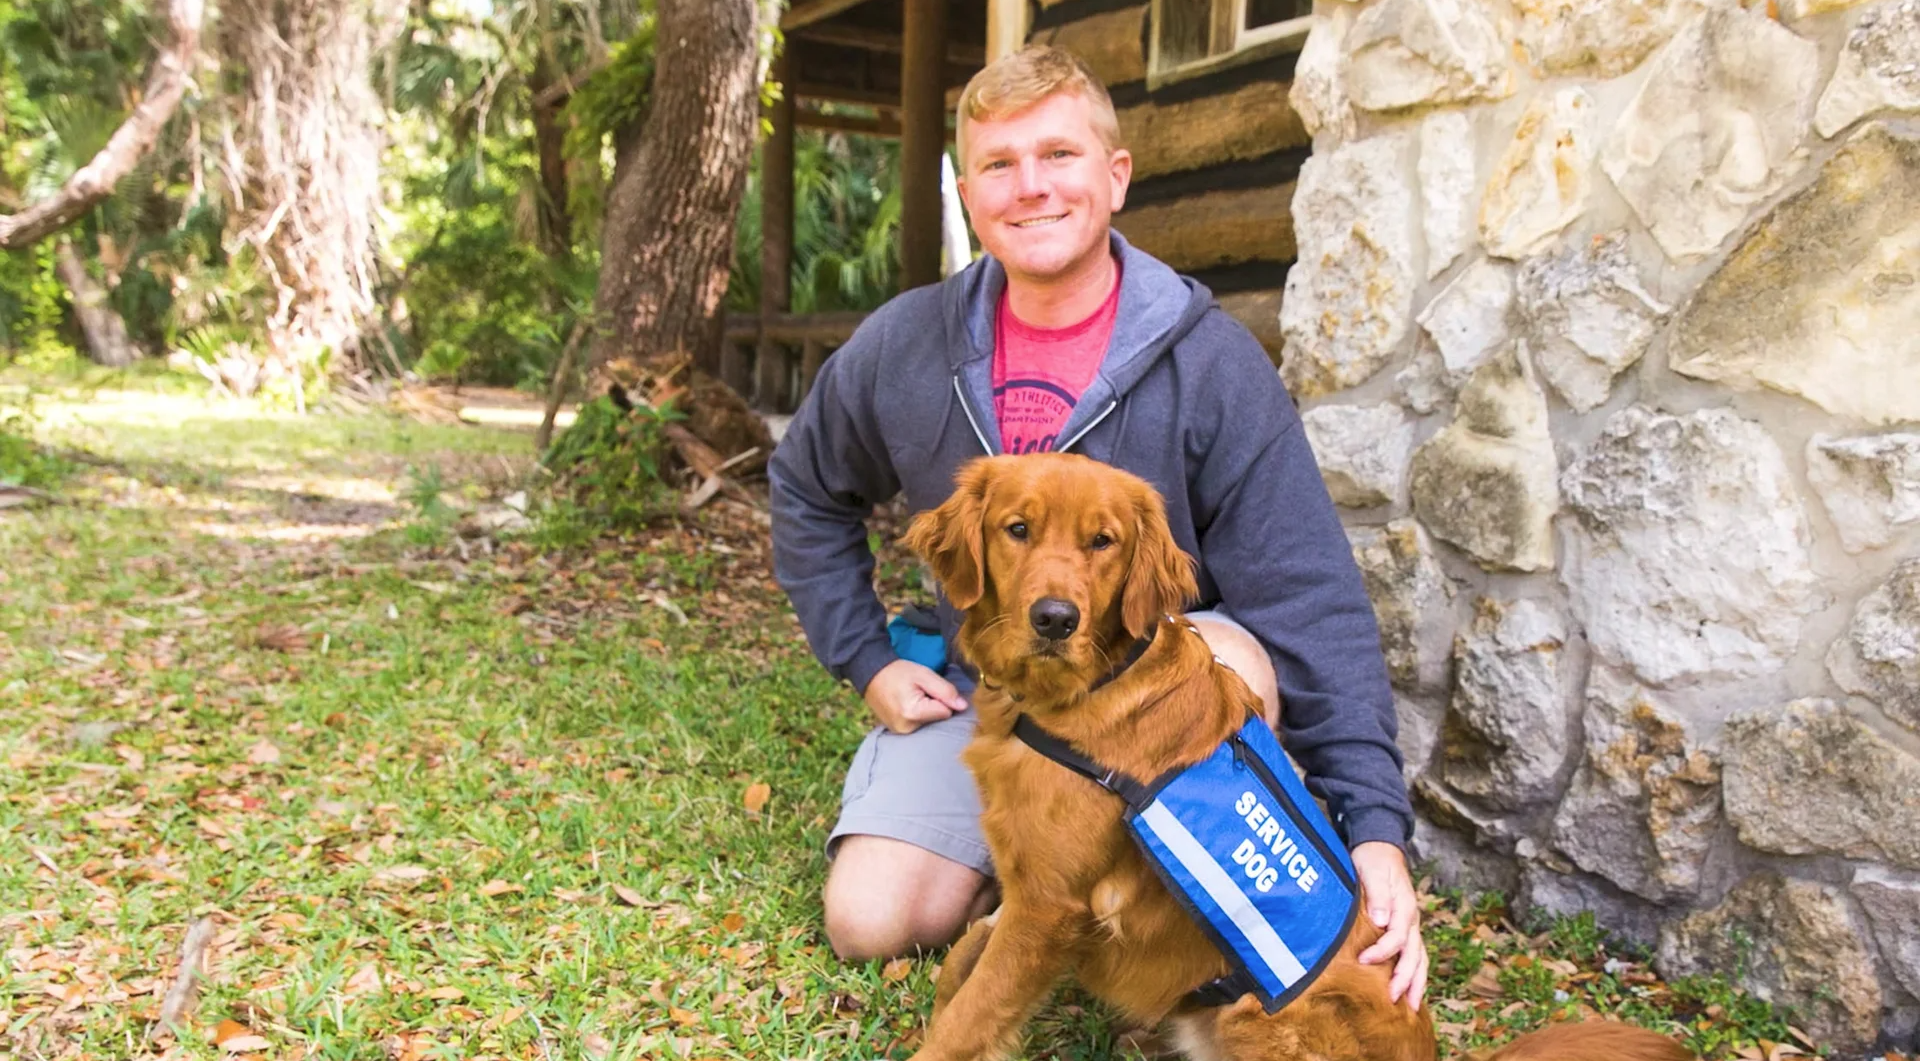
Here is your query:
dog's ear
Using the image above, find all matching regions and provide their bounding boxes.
[903,460,993,611]
[1122,481,1198,637]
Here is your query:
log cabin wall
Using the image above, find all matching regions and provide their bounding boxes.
[1026,0,1313,362]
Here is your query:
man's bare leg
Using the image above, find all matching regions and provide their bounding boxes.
[824,835,997,960]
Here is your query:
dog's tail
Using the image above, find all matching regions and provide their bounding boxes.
[1472,1020,1694,1061]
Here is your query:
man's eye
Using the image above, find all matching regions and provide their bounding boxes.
[1089,533,1114,551]
[1007,522,1029,541]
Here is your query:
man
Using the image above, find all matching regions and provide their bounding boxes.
[769,45,1428,1010]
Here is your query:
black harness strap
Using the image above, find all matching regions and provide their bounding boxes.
[1011,714,1156,812]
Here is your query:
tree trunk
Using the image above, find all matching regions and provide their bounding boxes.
[528,55,573,260]
[588,0,778,470]
[223,0,384,375]
[0,0,204,249]
[53,238,140,367]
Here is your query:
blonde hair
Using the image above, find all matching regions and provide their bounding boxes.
[954,45,1122,165]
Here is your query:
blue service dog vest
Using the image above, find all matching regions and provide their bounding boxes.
[1013,710,1360,1013]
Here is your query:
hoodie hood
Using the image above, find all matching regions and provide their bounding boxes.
[942,230,1218,454]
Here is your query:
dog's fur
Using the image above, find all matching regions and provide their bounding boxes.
[901,453,1693,1061]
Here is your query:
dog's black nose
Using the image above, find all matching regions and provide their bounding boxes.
[1029,598,1080,641]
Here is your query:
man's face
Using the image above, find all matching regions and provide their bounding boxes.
[957,91,1132,289]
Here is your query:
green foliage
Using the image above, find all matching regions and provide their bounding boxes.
[395,168,591,387]
[563,27,657,165]
[0,243,69,364]
[0,390,69,488]
[728,124,912,314]
[534,395,679,543]
[400,463,457,544]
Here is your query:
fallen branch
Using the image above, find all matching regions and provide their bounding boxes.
[0,0,205,248]
[151,916,216,1036]
[536,319,591,452]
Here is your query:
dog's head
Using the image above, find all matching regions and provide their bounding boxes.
[904,453,1198,697]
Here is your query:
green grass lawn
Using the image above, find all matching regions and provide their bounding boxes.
[0,385,1818,1060]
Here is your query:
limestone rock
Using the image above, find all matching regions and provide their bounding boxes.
[1671,158,1920,421]
[1518,864,1666,948]
[1852,867,1920,1001]
[1438,598,1571,810]
[1343,0,1514,113]
[1420,110,1477,279]
[1549,668,1720,902]
[1349,519,1455,694]
[1302,403,1414,508]
[1413,775,1522,852]
[1826,558,1920,733]
[1657,873,1882,1052]
[1514,0,1723,79]
[1669,124,1920,425]
[1782,0,1877,19]
[1602,9,1819,260]
[1291,5,1356,144]
[1396,694,1442,783]
[1516,232,1670,412]
[1479,88,1598,259]
[1416,259,1515,389]
[1807,432,1920,554]
[1723,698,1920,869]
[1281,134,1417,399]
[1395,344,1452,415]
[1409,344,1559,572]
[1815,0,1920,138]
[1560,407,1816,685]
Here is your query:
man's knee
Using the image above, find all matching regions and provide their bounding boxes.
[1188,614,1281,727]
[823,836,993,961]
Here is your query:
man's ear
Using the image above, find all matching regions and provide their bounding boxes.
[903,460,993,611]
[1121,482,1197,638]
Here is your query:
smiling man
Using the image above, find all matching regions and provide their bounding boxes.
[769,45,1428,1011]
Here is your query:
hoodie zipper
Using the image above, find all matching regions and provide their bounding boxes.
[954,376,1119,457]
[1059,400,1118,454]
[953,375,994,454]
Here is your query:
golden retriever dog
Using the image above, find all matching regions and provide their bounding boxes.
[900,453,1693,1061]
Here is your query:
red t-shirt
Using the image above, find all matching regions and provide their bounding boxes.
[991,268,1122,455]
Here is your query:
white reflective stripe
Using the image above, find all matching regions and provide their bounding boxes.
[1139,800,1308,987]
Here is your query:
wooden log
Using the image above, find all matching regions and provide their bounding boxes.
[1216,289,1286,363]
[1115,182,1295,273]
[1117,80,1310,179]
[899,0,948,291]
[1031,5,1147,88]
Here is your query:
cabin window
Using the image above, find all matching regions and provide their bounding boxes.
[1149,0,1313,78]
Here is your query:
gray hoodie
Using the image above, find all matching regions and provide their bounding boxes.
[770,232,1411,850]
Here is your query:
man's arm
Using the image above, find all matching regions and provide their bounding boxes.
[1186,320,1411,851]
[769,320,903,695]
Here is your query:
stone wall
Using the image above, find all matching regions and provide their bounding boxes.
[1281,0,1920,1052]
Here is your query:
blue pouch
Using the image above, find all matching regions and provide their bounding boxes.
[1015,714,1360,1013]
[887,605,948,673]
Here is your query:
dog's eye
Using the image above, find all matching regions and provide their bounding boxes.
[1089,532,1114,551]
[1007,522,1029,541]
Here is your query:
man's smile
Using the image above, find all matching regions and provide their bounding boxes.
[1011,214,1067,228]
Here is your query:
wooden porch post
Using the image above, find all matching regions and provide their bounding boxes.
[754,44,797,408]
[986,0,1028,61]
[899,0,947,291]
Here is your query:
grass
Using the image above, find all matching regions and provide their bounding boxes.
[0,383,1830,1061]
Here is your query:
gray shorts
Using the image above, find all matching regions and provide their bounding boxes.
[825,609,1250,876]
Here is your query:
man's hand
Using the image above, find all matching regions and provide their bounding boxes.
[864,659,968,734]
[1353,840,1428,1012]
